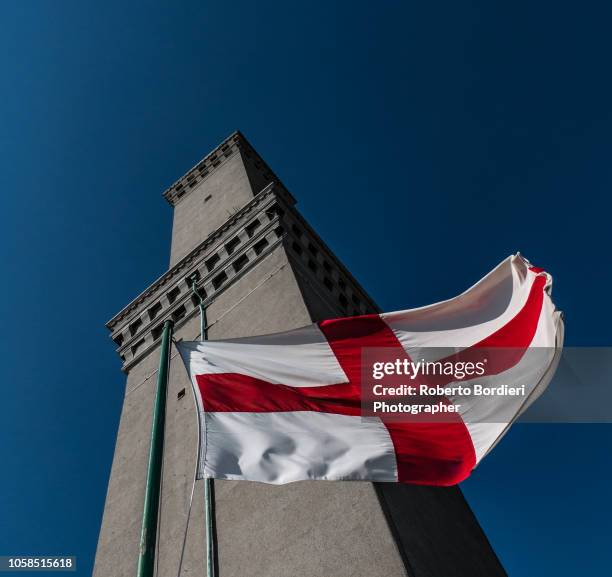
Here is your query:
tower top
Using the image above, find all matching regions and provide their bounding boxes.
[162,131,283,207]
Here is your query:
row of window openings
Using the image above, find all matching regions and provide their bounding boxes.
[291,224,332,271]
[116,213,284,351]
[204,218,264,272]
[291,240,361,311]
[117,236,274,352]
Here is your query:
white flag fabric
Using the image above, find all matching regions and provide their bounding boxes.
[177,254,563,486]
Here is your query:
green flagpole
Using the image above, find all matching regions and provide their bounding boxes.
[137,318,173,577]
[191,279,216,577]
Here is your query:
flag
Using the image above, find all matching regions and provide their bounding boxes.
[177,254,563,486]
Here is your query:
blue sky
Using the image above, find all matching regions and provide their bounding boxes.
[0,1,610,575]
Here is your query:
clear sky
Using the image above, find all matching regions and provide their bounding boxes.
[0,1,610,575]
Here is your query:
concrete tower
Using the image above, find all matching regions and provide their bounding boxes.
[94,132,506,577]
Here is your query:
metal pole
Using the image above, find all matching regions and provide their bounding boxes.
[137,319,174,577]
[191,280,216,577]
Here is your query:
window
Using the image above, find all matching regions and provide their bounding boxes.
[204,194,212,203]
[307,242,318,256]
[308,259,318,273]
[177,388,186,400]
[266,205,284,219]
[190,288,206,307]
[339,294,348,308]
[291,224,303,238]
[274,225,284,238]
[323,277,333,291]
[131,338,145,356]
[253,238,269,255]
[338,279,347,291]
[152,324,164,341]
[212,271,227,290]
[205,253,220,272]
[112,333,124,347]
[167,286,181,304]
[186,271,200,287]
[323,260,332,273]
[245,219,261,238]
[172,305,186,322]
[225,237,240,255]
[292,241,303,255]
[233,254,249,273]
[129,318,142,337]
[148,302,162,321]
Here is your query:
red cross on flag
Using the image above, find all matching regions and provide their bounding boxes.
[177,254,563,486]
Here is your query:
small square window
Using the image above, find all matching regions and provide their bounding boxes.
[172,305,186,322]
[129,318,142,337]
[292,241,303,255]
[253,238,269,255]
[308,259,318,273]
[131,338,145,356]
[213,271,227,290]
[186,271,201,287]
[274,225,284,238]
[291,224,303,238]
[152,324,164,341]
[190,288,206,307]
[323,260,332,273]
[338,279,347,291]
[177,388,186,400]
[205,253,220,272]
[265,205,284,219]
[339,294,348,308]
[307,242,318,256]
[204,194,212,203]
[323,277,333,291]
[233,254,249,273]
[112,333,124,347]
[148,302,162,321]
[245,219,261,238]
[167,286,181,304]
[225,237,240,255]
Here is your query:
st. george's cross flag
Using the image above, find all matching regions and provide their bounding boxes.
[177,254,564,486]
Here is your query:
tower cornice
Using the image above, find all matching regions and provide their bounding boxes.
[162,131,293,206]
[107,182,286,331]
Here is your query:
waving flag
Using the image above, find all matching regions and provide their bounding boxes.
[177,254,563,486]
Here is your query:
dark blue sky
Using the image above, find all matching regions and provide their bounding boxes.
[1,1,610,575]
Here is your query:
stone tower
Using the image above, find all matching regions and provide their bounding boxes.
[94,132,506,577]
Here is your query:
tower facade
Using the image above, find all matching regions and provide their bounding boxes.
[94,132,506,577]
